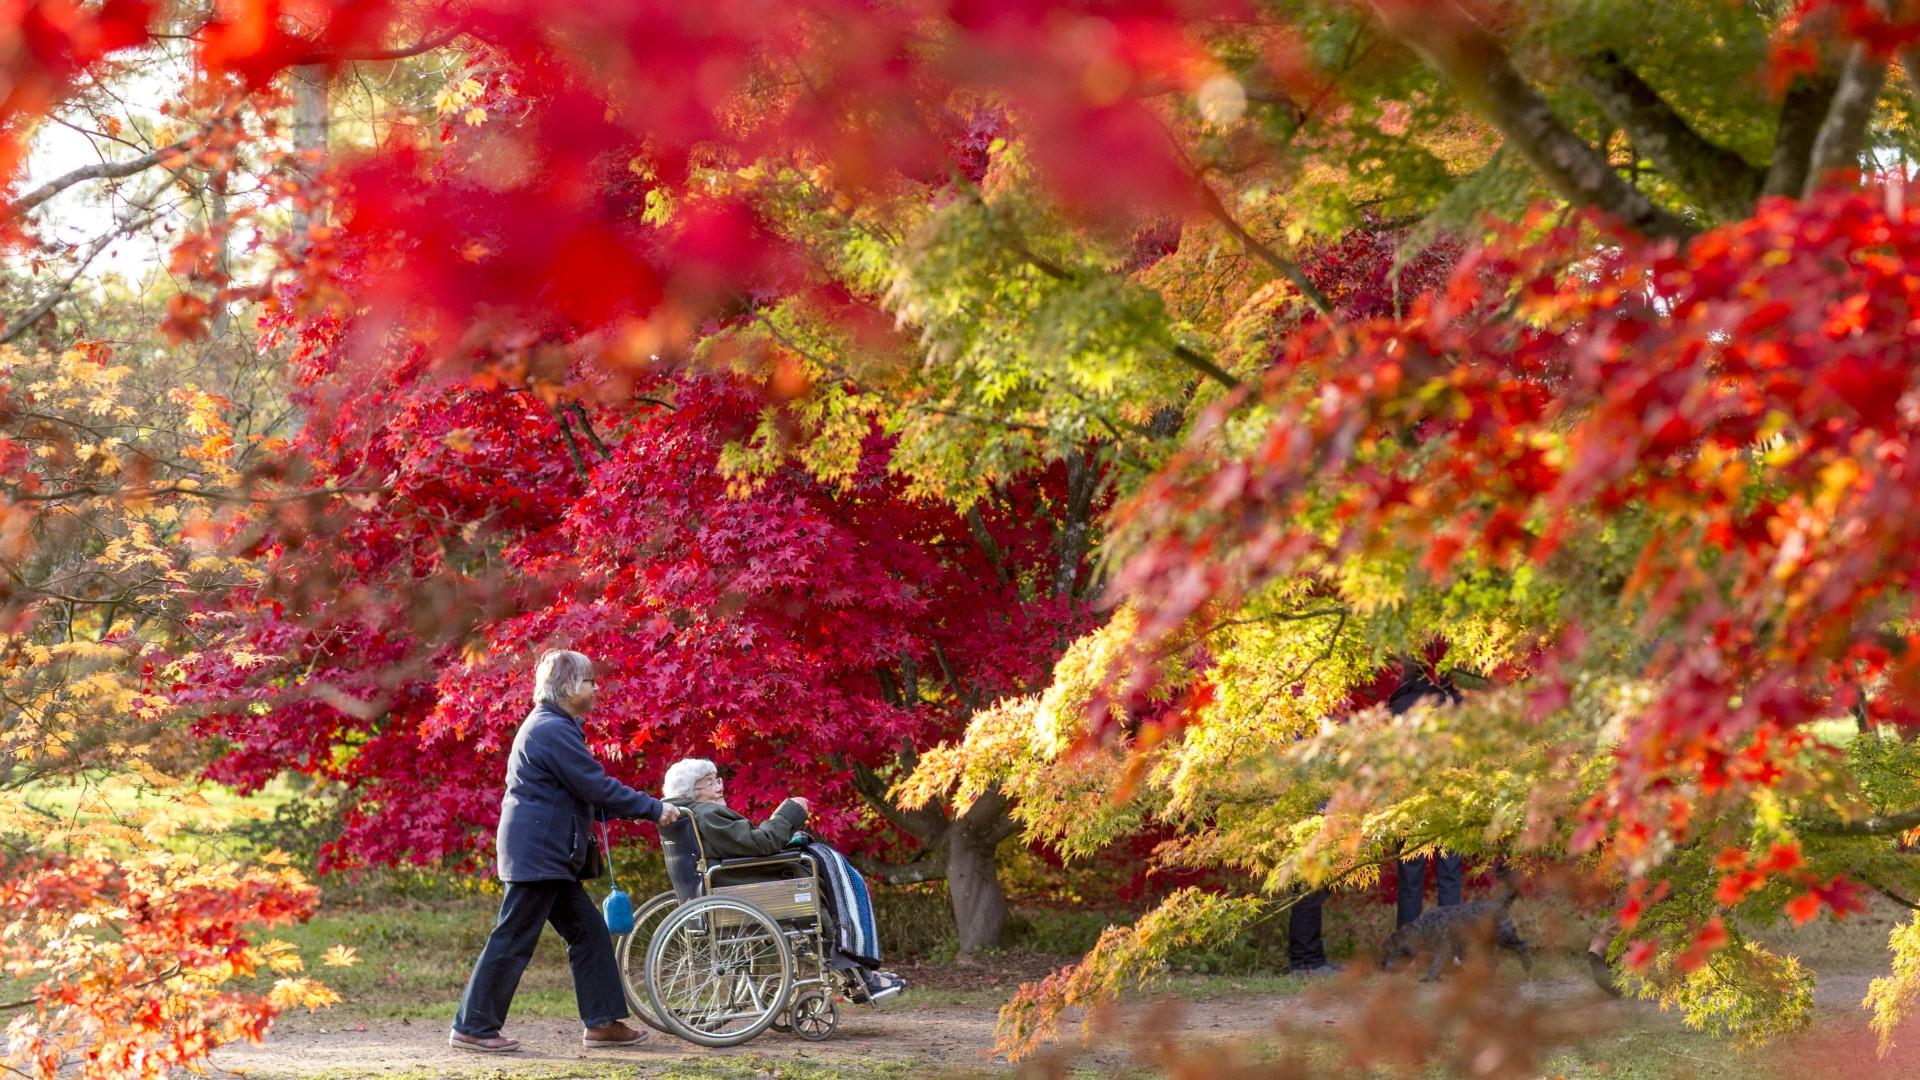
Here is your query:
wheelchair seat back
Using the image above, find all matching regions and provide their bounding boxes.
[658,811,705,903]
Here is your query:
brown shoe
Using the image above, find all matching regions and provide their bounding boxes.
[449,1030,520,1053]
[582,1020,646,1048]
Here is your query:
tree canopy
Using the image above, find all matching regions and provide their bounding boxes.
[7,0,1920,1075]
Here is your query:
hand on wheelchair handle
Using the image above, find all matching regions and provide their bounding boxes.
[658,803,683,826]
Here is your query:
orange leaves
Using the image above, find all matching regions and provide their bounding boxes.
[1716,869,1766,906]
[1706,842,1863,933]
[159,293,210,344]
[0,847,327,1079]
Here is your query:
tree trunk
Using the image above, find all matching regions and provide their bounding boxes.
[946,821,1009,957]
[289,63,329,251]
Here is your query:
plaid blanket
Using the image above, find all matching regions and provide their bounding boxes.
[802,842,880,967]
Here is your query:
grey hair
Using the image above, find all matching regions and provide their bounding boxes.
[532,649,594,710]
[662,758,718,801]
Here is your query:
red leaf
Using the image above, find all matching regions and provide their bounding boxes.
[1784,891,1822,926]
[1674,917,1731,973]
[1754,840,1804,876]
[1622,939,1657,974]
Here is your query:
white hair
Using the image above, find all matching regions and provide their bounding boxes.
[532,649,594,710]
[662,758,718,801]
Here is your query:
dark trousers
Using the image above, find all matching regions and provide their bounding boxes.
[1286,887,1328,970]
[453,879,627,1037]
[1395,851,1463,929]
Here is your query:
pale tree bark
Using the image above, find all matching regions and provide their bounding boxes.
[944,787,1018,956]
[1805,42,1890,195]
[288,64,329,252]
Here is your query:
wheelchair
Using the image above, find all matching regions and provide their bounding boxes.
[611,814,863,1047]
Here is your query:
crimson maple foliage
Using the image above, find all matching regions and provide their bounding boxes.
[186,334,1085,903]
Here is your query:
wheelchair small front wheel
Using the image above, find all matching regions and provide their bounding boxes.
[789,989,836,1041]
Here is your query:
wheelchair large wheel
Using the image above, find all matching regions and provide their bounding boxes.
[612,891,680,1032]
[644,895,794,1047]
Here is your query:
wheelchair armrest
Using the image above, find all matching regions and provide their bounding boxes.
[709,851,810,874]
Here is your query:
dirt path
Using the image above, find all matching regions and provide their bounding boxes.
[207,973,1907,1079]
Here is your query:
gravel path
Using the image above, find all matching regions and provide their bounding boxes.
[205,971,1911,1078]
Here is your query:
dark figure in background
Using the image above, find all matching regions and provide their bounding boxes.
[449,649,685,1054]
[1287,886,1336,976]
[1388,673,1465,930]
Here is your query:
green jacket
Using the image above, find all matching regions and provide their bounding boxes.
[668,797,808,861]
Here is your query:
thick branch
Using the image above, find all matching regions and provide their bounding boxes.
[287,29,464,66]
[1805,42,1889,195]
[1169,342,1242,392]
[1864,874,1920,911]
[566,403,612,459]
[845,853,947,885]
[956,785,1013,847]
[1368,1,1695,241]
[1577,51,1763,221]
[1764,72,1843,198]
[850,761,946,844]
[1801,806,1920,836]
[8,141,192,216]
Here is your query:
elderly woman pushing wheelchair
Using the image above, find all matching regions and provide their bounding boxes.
[661,757,907,1003]
[449,650,684,1054]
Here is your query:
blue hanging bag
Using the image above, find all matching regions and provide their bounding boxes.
[599,821,635,934]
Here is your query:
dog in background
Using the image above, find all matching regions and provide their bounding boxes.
[1379,866,1531,981]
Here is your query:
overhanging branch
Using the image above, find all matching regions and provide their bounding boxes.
[1800,806,1920,836]
[1367,0,1696,241]
[8,140,194,217]
[845,853,946,885]
[851,761,946,844]
[1576,50,1763,221]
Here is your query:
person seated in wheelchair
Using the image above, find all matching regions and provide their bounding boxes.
[661,758,906,1004]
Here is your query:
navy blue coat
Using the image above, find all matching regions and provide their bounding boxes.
[495,703,665,882]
